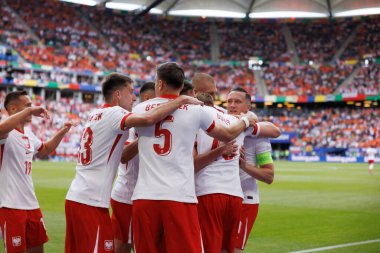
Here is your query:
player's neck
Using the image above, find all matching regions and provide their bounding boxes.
[15,123,25,133]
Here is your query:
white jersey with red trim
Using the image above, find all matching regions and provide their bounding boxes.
[111,128,139,205]
[240,138,272,204]
[366,148,377,160]
[0,128,43,210]
[66,105,131,208]
[195,108,259,198]
[131,95,216,203]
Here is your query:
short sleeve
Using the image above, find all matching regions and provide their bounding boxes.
[245,123,261,138]
[110,107,133,131]
[255,138,272,154]
[199,106,216,133]
[127,128,138,143]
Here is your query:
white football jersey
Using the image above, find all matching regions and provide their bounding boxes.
[131,95,215,203]
[111,128,139,204]
[366,148,377,160]
[195,108,259,198]
[240,138,272,204]
[0,128,43,209]
[66,105,131,208]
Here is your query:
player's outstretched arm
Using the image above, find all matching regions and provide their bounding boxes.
[194,140,238,173]
[124,95,203,128]
[207,114,257,142]
[38,122,75,157]
[121,139,138,164]
[257,122,281,138]
[240,148,274,184]
[0,107,49,139]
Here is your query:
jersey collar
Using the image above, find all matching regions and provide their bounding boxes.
[102,104,113,108]
[159,94,179,99]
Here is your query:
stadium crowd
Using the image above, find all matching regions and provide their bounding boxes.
[288,20,358,63]
[265,107,380,149]
[262,63,354,95]
[1,0,379,96]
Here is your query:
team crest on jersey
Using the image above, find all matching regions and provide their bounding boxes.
[12,236,22,247]
[104,240,113,251]
[22,136,31,149]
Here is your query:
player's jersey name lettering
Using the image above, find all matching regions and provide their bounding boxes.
[145,104,189,111]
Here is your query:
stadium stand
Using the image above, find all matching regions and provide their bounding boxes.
[0,1,379,162]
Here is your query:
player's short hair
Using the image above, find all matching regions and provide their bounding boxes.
[156,62,185,90]
[180,81,194,95]
[196,92,214,107]
[139,82,155,96]
[230,87,251,102]
[101,72,133,101]
[4,90,28,111]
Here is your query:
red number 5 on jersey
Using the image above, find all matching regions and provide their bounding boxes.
[153,115,174,156]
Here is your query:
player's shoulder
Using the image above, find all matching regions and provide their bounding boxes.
[133,97,163,113]
[214,105,227,114]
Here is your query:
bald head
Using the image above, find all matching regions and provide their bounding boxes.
[191,73,217,99]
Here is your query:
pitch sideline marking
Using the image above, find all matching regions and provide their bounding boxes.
[289,239,380,253]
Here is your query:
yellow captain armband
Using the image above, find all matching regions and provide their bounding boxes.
[256,152,273,166]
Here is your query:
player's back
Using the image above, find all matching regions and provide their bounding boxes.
[132,96,215,203]
[66,105,130,208]
[195,110,245,198]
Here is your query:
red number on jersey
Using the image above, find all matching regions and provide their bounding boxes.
[24,161,32,175]
[210,138,233,160]
[79,127,93,165]
[153,115,174,156]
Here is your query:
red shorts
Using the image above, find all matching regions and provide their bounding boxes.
[110,198,132,244]
[197,193,243,253]
[132,200,203,253]
[235,204,259,250]
[368,160,374,164]
[0,207,48,253]
[65,200,114,253]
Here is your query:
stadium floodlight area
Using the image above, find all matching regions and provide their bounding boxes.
[249,11,327,18]
[59,0,97,6]
[105,2,163,14]
[334,7,380,17]
[169,9,246,18]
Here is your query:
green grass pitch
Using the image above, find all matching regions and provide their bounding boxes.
[1,161,379,253]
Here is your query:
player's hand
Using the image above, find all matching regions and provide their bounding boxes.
[30,107,50,119]
[62,121,77,132]
[242,111,258,126]
[179,95,204,106]
[221,140,238,157]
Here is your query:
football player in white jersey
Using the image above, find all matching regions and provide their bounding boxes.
[0,90,74,253]
[192,81,280,253]
[65,73,203,253]
[366,145,377,175]
[110,81,156,253]
[131,62,258,253]
[227,88,275,253]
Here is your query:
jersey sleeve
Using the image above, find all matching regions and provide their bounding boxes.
[126,128,137,144]
[245,123,261,138]
[110,107,133,131]
[255,138,273,166]
[199,106,216,133]
[26,129,43,154]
